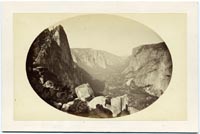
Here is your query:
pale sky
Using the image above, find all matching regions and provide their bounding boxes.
[58,14,163,56]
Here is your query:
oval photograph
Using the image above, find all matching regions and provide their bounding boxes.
[26,14,173,118]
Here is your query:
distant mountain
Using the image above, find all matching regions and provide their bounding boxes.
[71,48,127,80]
[70,42,172,98]
[71,48,124,69]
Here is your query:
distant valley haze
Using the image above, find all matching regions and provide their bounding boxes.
[56,14,163,56]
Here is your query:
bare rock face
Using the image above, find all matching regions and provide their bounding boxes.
[123,42,172,97]
[70,42,172,99]
[71,48,123,69]
[26,25,92,104]
[71,48,126,81]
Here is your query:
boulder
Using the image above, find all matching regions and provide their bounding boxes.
[88,96,107,110]
[89,104,113,118]
[75,83,94,101]
[127,107,139,114]
[106,94,129,117]
[43,80,54,89]
[67,99,89,115]
[61,101,75,111]
[52,101,63,109]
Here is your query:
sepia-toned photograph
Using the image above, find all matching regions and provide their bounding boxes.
[26,14,173,118]
[1,1,198,132]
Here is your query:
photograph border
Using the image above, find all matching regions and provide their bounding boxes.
[1,1,198,132]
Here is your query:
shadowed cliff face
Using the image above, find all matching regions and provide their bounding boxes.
[26,25,96,105]
[27,25,85,87]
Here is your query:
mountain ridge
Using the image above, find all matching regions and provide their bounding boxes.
[71,42,172,97]
[71,48,127,81]
[26,25,95,104]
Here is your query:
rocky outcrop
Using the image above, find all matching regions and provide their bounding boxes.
[26,25,93,105]
[105,94,129,117]
[123,42,172,97]
[27,25,89,88]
